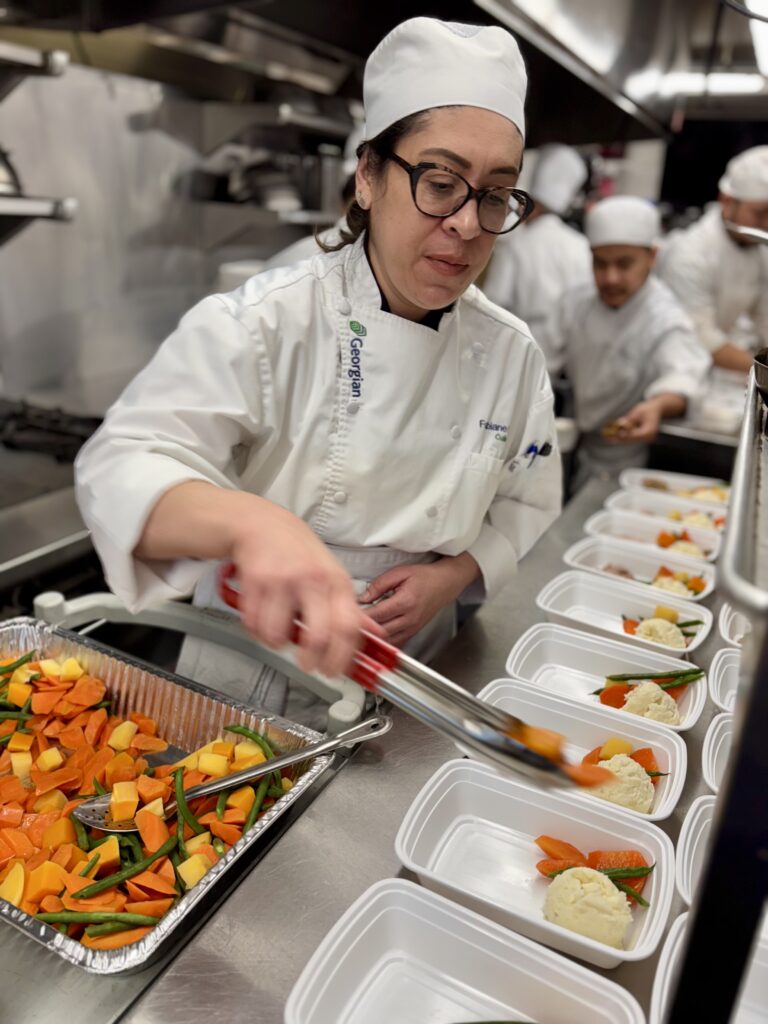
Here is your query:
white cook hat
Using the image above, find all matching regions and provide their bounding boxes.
[530,144,587,215]
[363,17,527,142]
[586,195,660,248]
[718,146,768,202]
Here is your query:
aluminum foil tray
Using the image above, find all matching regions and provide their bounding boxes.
[0,617,332,974]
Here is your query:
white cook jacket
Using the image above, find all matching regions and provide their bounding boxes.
[539,275,710,473]
[482,213,592,341]
[75,233,561,616]
[659,206,768,353]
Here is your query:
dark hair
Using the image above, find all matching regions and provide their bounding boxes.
[320,110,431,252]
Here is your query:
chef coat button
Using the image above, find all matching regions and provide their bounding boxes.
[338,299,352,316]
[346,401,360,415]
[333,490,348,505]
[450,425,461,440]
[425,505,438,518]
[472,342,484,355]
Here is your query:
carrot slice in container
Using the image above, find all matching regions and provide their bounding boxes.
[129,870,177,896]
[124,897,173,918]
[562,762,615,787]
[67,676,106,707]
[587,849,650,897]
[132,734,168,753]
[536,857,582,878]
[630,747,662,782]
[135,809,170,854]
[535,835,587,862]
[581,745,603,766]
[599,683,630,709]
[82,926,152,950]
[623,619,639,636]
[209,821,243,846]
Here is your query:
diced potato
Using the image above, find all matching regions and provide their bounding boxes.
[39,658,62,679]
[142,797,165,818]
[7,680,32,708]
[653,605,679,623]
[234,740,266,763]
[0,862,25,907]
[185,831,212,855]
[226,786,256,812]
[110,780,139,822]
[177,853,210,890]
[41,817,76,851]
[198,752,229,777]
[212,741,234,759]
[60,657,85,681]
[33,789,68,813]
[92,835,121,873]
[8,732,35,753]
[10,751,32,782]
[599,737,634,760]
[281,777,293,793]
[107,720,139,751]
[673,571,688,582]
[35,747,64,772]
[230,754,268,773]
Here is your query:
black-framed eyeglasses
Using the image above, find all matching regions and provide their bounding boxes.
[389,153,533,235]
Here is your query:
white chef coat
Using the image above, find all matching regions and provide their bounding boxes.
[75,233,561,709]
[659,206,768,353]
[540,275,710,477]
[262,218,345,271]
[482,213,592,341]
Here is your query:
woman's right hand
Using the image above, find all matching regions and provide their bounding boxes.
[228,499,374,678]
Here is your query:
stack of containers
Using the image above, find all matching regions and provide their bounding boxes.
[287,471,756,1024]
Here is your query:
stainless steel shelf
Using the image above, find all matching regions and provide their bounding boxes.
[201,101,352,154]
[200,200,337,248]
[0,39,68,101]
[0,194,78,246]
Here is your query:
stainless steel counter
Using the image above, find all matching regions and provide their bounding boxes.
[0,479,726,1023]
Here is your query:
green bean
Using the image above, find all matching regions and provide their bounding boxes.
[267,785,285,800]
[0,710,32,721]
[72,835,177,900]
[37,911,158,926]
[84,921,143,938]
[676,620,703,629]
[79,853,100,877]
[21,695,32,715]
[72,816,91,852]
[0,651,36,676]
[658,674,703,691]
[91,700,112,711]
[647,770,669,778]
[225,724,282,787]
[605,669,699,682]
[600,866,654,879]
[169,848,185,892]
[173,768,205,836]
[92,777,108,796]
[176,811,188,861]
[215,791,228,821]
[118,834,143,863]
[212,838,226,858]
[0,734,12,747]
[614,880,650,907]
[244,777,270,832]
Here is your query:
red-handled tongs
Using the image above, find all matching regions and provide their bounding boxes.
[217,564,575,785]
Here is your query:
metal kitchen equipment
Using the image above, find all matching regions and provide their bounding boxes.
[74,714,392,832]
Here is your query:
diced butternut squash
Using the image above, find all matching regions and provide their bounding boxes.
[211,741,234,759]
[599,737,634,760]
[136,775,169,805]
[230,754,268,773]
[173,751,198,770]
[104,753,135,789]
[135,808,170,854]
[35,747,64,773]
[10,752,32,782]
[177,853,210,890]
[25,860,68,903]
[7,732,35,753]
[39,659,62,679]
[42,816,76,851]
[0,861,25,907]
[226,786,256,813]
[185,831,212,855]
[91,835,121,874]
[110,780,139,823]
[33,789,68,814]
[107,721,138,751]
[197,752,229,777]
[233,740,265,763]
[7,681,32,708]
[60,658,85,682]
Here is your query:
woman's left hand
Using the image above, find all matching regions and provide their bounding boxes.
[359,553,480,648]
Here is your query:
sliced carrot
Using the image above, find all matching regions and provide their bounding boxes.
[562,762,616,787]
[40,893,64,913]
[209,820,243,846]
[0,803,24,828]
[534,836,587,862]
[657,531,676,548]
[536,856,583,878]
[599,683,630,709]
[30,766,82,795]
[623,619,639,636]
[517,724,564,763]
[153,858,177,886]
[31,690,62,716]
[656,565,674,577]
[581,745,603,766]
[104,752,136,789]
[84,708,108,748]
[130,712,157,736]
[135,808,170,854]
[129,870,177,896]
[79,748,115,794]
[67,676,107,707]
[65,745,97,773]
[0,828,36,858]
[82,926,151,950]
[25,848,52,871]
[62,890,127,912]
[0,719,16,738]
[131,734,168,753]
[687,577,706,594]
[195,843,220,866]
[182,770,206,789]
[587,849,650,897]
[124,897,173,918]
[58,725,87,750]
[21,811,61,848]
[152,765,176,780]
[630,747,662,783]
[0,776,29,804]
[136,775,170,805]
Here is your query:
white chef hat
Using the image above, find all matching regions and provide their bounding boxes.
[363,17,527,142]
[718,146,768,202]
[586,195,660,248]
[529,144,587,215]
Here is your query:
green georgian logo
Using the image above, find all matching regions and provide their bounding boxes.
[349,320,367,337]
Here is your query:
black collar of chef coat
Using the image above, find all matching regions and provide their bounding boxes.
[364,238,454,330]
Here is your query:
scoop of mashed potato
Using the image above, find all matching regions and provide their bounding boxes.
[623,681,681,725]
[682,511,714,529]
[544,866,633,949]
[636,617,687,649]
[688,486,728,504]
[669,539,705,559]
[589,753,655,814]
[652,576,691,598]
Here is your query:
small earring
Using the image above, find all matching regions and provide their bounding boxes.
[356,191,367,209]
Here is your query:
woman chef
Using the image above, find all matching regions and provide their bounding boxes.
[75,17,561,716]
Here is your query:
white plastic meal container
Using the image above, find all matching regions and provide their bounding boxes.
[395,758,675,970]
[675,794,716,906]
[476,678,687,821]
[535,570,713,657]
[563,535,715,601]
[650,911,768,1024]
[719,601,752,648]
[584,509,720,561]
[506,622,707,731]
[284,878,647,1024]
[618,468,730,505]
[708,647,741,712]
[702,712,734,794]
[605,487,727,530]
